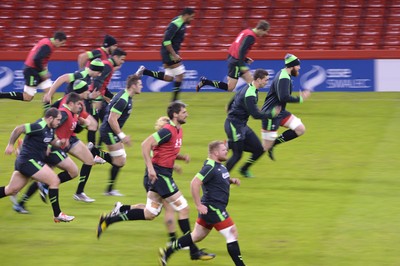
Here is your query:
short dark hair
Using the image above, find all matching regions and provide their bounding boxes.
[45,107,60,118]
[182,7,195,15]
[253,69,269,80]
[167,101,186,120]
[65,92,81,104]
[112,47,127,57]
[54,31,67,41]
[126,74,140,88]
[256,20,270,31]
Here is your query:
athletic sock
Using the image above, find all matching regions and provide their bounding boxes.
[91,146,113,164]
[106,165,120,192]
[274,129,299,146]
[203,79,228,91]
[168,232,177,243]
[171,81,182,102]
[0,186,5,198]
[48,188,61,217]
[166,234,193,257]
[107,208,146,225]
[178,219,199,254]
[120,205,131,213]
[58,171,73,184]
[143,69,165,80]
[76,164,92,194]
[227,241,245,266]
[19,182,39,207]
[87,130,97,144]
[0,92,24,100]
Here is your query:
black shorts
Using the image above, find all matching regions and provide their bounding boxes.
[45,147,68,166]
[23,67,41,87]
[15,158,46,177]
[100,130,120,145]
[146,164,179,198]
[225,119,254,143]
[161,50,182,66]
[262,110,292,131]
[198,204,231,226]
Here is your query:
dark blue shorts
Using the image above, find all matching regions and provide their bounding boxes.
[146,164,179,198]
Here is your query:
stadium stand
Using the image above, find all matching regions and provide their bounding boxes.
[0,0,398,51]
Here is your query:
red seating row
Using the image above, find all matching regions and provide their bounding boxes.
[0,0,398,50]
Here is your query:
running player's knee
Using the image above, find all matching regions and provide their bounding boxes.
[219,225,238,243]
[295,124,306,136]
[262,130,278,141]
[112,157,126,167]
[145,198,163,217]
[169,195,188,212]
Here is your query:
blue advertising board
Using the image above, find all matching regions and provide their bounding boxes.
[0,59,374,93]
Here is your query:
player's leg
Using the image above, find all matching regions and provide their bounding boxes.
[225,120,245,171]
[239,127,264,178]
[217,219,245,266]
[196,61,239,92]
[0,171,30,198]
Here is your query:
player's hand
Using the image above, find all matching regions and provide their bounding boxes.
[230,178,241,186]
[172,54,181,61]
[272,105,281,117]
[59,138,69,149]
[246,57,254,64]
[301,89,311,100]
[181,154,190,163]
[5,144,14,155]
[121,135,132,147]
[42,93,52,104]
[173,164,182,174]
[148,168,158,183]
[89,90,101,100]
[196,204,208,215]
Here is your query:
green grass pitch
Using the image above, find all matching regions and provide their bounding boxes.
[0,91,399,266]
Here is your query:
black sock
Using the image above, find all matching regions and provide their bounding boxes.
[166,233,193,258]
[0,92,24,100]
[76,164,92,194]
[19,182,38,207]
[274,129,299,146]
[43,101,51,111]
[97,148,112,164]
[178,219,199,254]
[48,188,61,217]
[240,148,264,172]
[0,186,5,198]
[106,165,121,192]
[58,171,73,184]
[87,130,97,144]
[120,205,131,213]
[143,69,165,80]
[107,208,146,225]
[168,232,177,243]
[227,241,245,266]
[203,79,228,91]
[171,81,182,102]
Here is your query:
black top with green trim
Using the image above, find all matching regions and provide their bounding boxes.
[196,158,231,208]
[261,69,301,112]
[100,89,132,133]
[65,68,91,94]
[227,83,275,125]
[19,118,55,161]
[161,16,187,54]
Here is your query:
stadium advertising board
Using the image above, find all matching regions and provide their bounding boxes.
[0,59,377,93]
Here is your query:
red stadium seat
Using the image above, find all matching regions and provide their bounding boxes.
[0,0,18,9]
[291,25,312,37]
[336,25,359,36]
[82,20,105,29]
[228,0,248,9]
[223,19,245,28]
[360,25,383,36]
[271,9,293,19]
[273,0,295,9]
[206,0,226,9]
[267,26,289,37]
[357,35,381,49]
[247,8,269,19]
[334,35,356,48]
[184,0,203,9]
[64,9,85,20]
[310,35,334,49]
[12,19,37,29]
[196,18,222,28]
[390,0,400,7]
[157,9,179,19]
[313,25,336,36]
[218,27,242,37]
[59,20,82,30]
[111,9,131,20]
[133,9,154,20]
[110,0,133,10]
[367,0,386,7]
[383,35,400,46]
[64,0,88,10]
[364,17,385,25]
[364,7,385,18]
[286,36,309,50]
[263,36,286,49]
[340,16,361,26]
[104,20,128,29]
[89,1,109,10]
[341,0,364,8]
[385,24,400,35]
[294,8,315,18]
[389,7,400,17]
[203,9,224,18]
[317,7,339,18]
[225,9,246,19]
[342,8,362,18]
[293,17,314,26]
[316,17,337,26]
[298,0,318,8]
[319,0,341,8]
